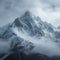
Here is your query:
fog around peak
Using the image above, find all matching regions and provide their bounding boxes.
[0,0,60,27]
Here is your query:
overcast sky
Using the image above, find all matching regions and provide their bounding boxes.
[0,0,60,27]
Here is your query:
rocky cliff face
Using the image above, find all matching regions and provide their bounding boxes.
[0,11,60,60]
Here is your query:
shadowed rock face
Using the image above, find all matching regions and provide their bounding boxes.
[4,52,51,60]
[14,18,23,27]
[3,52,60,60]
[55,31,60,39]
[13,11,44,37]
[51,56,60,60]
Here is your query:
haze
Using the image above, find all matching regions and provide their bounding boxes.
[0,0,60,27]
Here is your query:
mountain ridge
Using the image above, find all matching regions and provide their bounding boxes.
[0,11,60,60]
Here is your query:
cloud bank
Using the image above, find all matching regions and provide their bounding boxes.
[0,0,60,27]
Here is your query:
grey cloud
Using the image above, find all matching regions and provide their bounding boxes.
[0,0,60,27]
[0,0,41,27]
[40,0,60,11]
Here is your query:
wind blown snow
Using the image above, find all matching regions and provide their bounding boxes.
[12,27,60,56]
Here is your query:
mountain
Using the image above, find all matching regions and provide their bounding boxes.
[0,11,60,60]
[12,11,45,37]
[37,17,54,32]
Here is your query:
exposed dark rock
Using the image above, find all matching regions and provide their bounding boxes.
[3,52,51,60]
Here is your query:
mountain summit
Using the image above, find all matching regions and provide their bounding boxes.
[12,11,44,37]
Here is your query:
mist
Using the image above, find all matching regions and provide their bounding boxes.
[12,27,60,57]
[0,0,60,27]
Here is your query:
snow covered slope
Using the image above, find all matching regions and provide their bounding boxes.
[0,11,60,57]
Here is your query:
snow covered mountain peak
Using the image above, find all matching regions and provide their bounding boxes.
[12,11,44,37]
[0,11,60,58]
[22,11,32,17]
